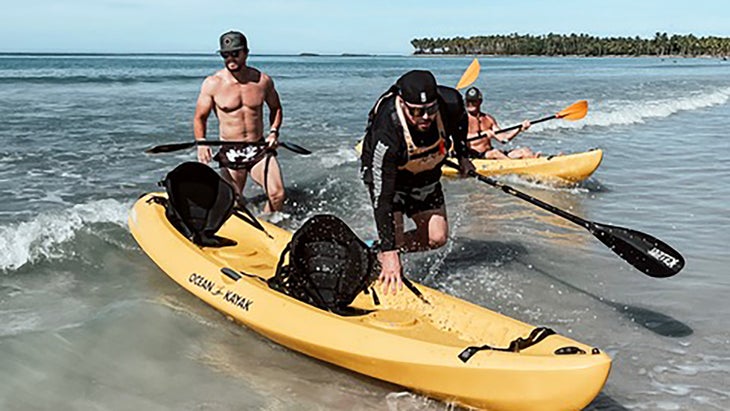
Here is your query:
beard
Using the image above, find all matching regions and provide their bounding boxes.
[226,61,242,73]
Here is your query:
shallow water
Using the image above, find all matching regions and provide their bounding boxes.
[1,54,729,410]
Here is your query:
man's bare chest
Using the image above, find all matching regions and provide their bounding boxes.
[214,85,265,113]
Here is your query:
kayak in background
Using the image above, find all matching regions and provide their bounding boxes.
[129,166,611,410]
[441,149,603,183]
[354,140,602,184]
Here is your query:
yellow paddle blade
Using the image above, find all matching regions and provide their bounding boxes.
[557,100,588,121]
[456,58,480,90]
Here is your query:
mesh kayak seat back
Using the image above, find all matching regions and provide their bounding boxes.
[268,214,378,314]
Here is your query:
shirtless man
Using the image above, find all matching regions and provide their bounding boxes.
[194,30,284,212]
[464,87,538,159]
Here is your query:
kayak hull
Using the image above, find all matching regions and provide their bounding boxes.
[441,149,603,183]
[354,139,602,183]
[129,194,611,410]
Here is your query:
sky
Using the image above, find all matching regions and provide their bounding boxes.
[1,0,729,54]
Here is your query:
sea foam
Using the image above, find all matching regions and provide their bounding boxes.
[0,199,130,271]
[537,87,730,131]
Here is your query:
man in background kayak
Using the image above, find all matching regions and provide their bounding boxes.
[464,86,538,159]
[360,70,474,295]
[193,30,285,212]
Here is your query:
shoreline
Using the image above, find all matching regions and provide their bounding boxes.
[1,52,727,60]
[412,53,728,59]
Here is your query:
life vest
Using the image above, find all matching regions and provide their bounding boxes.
[393,97,447,174]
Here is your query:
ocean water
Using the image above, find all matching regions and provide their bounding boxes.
[1,54,729,410]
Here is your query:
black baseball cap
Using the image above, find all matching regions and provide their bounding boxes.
[396,70,438,105]
[465,86,483,101]
[218,31,248,52]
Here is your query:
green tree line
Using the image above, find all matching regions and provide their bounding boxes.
[411,33,730,57]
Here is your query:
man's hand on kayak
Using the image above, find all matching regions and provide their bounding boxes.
[379,250,403,295]
[457,157,476,177]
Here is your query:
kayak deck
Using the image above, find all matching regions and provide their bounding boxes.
[441,149,603,183]
[354,140,602,184]
[129,194,611,410]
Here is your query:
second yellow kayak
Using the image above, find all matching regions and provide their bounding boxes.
[441,149,603,182]
[354,140,602,183]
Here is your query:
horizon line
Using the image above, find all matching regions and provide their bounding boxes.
[0,51,409,57]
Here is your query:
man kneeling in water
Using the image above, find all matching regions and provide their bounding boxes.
[360,70,474,295]
[464,86,539,159]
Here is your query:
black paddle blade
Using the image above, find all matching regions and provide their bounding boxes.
[279,141,311,155]
[145,142,196,154]
[589,222,684,278]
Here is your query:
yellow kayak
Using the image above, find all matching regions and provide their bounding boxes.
[441,149,603,182]
[129,193,611,410]
[354,140,602,183]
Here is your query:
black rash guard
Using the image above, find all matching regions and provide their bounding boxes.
[360,86,469,251]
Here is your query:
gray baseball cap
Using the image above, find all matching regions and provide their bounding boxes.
[465,87,483,101]
[218,31,248,52]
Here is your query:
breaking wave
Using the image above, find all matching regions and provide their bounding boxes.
[0,199,130,272]
[537,87,730,130]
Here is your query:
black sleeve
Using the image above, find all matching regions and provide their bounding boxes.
[437,86,469,158]
[360,103,401,252]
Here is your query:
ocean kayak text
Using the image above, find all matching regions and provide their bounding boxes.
[188,273,254,311]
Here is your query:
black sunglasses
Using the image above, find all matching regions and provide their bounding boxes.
[220,50,241,59]
[403,101,439,117]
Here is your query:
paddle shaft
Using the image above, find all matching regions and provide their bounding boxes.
[146,139,311,155]
[444,160,684,277]
[467,114,556,142]
[449,161,588,227]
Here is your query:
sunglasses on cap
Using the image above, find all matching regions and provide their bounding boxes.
[220,50,241,59]
[403,100,439,117]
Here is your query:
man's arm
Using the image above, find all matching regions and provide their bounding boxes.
[264,75,283,144]
[363,131,402,295]
[492,115,530,143]
[193,77,216,163]
[446,94,476,176]
[193,77,216,140]
[362,119,398,251]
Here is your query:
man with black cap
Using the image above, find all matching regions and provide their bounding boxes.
[360,70,474,295]
[464,86,537,159]
[193,30,285,212]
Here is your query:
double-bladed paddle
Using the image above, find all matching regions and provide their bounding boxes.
[145,140,311,155]
[456,58,481,90]
[466,100,589,142]
[445,160,684,278]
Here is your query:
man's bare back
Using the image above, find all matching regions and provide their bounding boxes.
[464,86,536,160]
[466,111,498,153]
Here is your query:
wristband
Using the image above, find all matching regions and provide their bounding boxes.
[269,128,279,137]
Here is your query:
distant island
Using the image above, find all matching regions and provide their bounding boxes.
[411,33,730,57]
[298,52,374,57]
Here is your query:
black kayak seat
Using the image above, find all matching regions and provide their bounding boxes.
[160,162,236,247]
[268,214,379,314]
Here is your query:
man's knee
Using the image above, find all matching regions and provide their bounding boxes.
[269,188,285,204]
[428,231,448,249]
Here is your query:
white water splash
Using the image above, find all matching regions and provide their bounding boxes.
[537,87,730,131]
[0,199,130,271]
[319,146,359,168]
